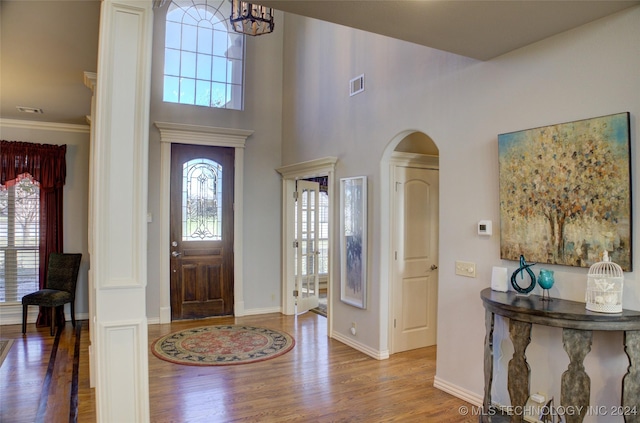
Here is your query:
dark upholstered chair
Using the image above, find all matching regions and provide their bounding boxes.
[22,253,82,336]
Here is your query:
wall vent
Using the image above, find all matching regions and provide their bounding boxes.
[16,106,44,114]
[349,74,365,96]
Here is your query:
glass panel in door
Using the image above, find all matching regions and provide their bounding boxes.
[295,180,319,313]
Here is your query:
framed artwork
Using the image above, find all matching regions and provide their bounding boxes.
[499,112,632,271]
[340,176,367,308]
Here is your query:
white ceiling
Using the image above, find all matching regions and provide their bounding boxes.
[1,0,638,126]
[0,0,101,127]
[257,0,639,60]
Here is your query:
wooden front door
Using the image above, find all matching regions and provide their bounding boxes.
[170,144,234,320]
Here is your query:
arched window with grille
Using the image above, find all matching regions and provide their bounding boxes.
[163,0,244,110]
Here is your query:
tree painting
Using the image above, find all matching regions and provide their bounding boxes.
[499,112,631,270]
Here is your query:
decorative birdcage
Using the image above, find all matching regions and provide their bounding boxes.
[586,251,624,313]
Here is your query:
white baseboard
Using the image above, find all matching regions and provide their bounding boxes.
[433,375,483,407]
[234,300,245,316]
[159,307,171,324]
[242,306,282,316]
[331,330,390,360]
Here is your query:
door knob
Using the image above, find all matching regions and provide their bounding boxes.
[171,251,182,257]
[430,264,438,270]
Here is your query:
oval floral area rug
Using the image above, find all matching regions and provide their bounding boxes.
[151,325,295,366]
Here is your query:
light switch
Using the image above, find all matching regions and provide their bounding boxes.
[455,261,476,278]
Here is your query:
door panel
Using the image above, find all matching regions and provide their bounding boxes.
[392,166,439,352]
[170,144,234,320]
[295,180,320,314]
[402,276,429,330]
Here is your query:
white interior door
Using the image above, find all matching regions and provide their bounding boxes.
[295,180,320,314]
[392,165,439,352]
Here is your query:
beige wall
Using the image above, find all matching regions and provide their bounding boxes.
[0,121,91,322]
[280,6,640,417]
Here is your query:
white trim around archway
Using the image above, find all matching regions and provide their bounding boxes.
[155,121,253,323]
[380,131,440,355]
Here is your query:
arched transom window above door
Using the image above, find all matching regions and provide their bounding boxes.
[163,0,244,110]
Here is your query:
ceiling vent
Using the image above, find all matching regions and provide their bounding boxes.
[16,106,44,114]
[349,74,365,97]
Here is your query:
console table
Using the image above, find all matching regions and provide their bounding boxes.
[480,288,640,423]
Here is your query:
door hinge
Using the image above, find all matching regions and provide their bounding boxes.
[293,240,299,248]
[395,251,397,260]
[394,318,397,328]
[293,191,299,201]
[293,290,299,297]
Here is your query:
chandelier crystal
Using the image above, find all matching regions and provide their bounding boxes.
[230,1,275,36]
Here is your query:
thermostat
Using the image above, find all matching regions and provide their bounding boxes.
[478,220,492,236]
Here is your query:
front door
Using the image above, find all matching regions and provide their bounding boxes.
[170,144,234,320]
[392,165,439,352]
[295,180,320,314]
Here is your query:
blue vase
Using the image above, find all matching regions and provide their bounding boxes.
[538,269,554,289]
[538,269,554,301]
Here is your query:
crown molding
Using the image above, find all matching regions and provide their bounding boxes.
[276,156,338,179]
[155,121,253,148]
[0,118,90,134]
[84,71,97,92]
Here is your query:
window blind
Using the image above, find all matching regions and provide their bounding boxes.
[0,180,40,303]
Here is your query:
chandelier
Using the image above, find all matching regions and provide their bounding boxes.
[230,1,275,36]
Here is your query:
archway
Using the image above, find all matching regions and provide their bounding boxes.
[380,130,439,354]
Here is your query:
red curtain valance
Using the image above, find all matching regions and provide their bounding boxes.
[1,140,67,189]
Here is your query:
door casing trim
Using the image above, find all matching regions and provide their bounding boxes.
[155,121,253,323]
[276,157,337,336]
[389,152,439,353]
[381,133,440,356]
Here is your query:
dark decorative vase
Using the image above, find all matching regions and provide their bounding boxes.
[510,255,537,295]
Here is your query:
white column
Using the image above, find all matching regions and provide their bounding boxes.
[92,1,153,421]
[83,71,97,389]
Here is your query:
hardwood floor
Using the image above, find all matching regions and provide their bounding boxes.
[1,312,477,422]
[0,319,88,423]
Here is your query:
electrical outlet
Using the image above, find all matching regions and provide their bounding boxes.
[455,261,476,278]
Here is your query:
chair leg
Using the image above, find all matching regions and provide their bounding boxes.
[71,302,76,328]
[50,307,55,336]
[22,304,28,334]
